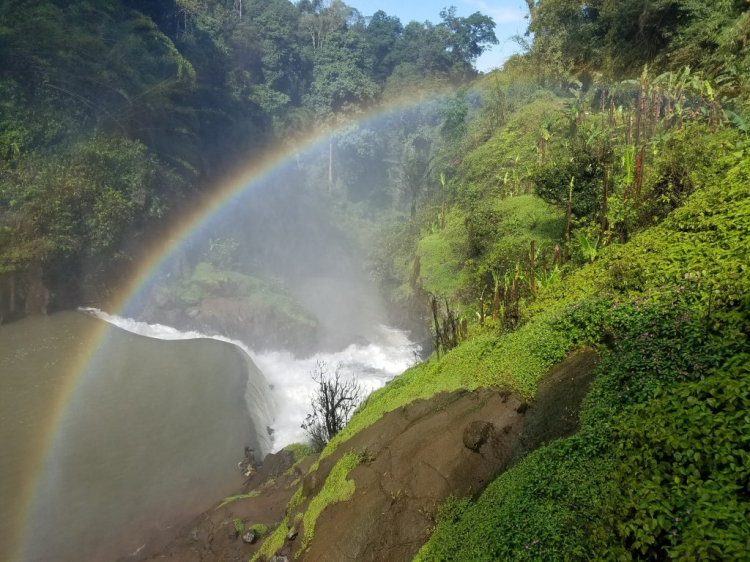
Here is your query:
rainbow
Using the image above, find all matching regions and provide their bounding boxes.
[15,87,455,561]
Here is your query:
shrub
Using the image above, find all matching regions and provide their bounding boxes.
[591,355,750,560]
[416,288,748,561]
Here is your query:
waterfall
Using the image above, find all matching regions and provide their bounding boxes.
[83,308,420,450]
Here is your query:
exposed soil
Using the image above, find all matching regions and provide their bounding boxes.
[293,387,527,562]
[511,348,599,461]
[140,348,598,562]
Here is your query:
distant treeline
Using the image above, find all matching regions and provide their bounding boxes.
[0,0,499,314]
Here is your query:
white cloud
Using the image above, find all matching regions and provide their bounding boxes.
[460,0,527,24]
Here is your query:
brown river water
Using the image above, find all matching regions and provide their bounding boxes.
[0,311,269,562]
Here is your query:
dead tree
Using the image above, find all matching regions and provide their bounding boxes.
[302,361,363,452]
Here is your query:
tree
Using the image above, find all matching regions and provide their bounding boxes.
[441,88,470,143]
[439,7,499,72]
[389,21,454,75]
[302,361,363,452]
[364,10,403,82]
[299,0,351,50]
[399,136,434,218]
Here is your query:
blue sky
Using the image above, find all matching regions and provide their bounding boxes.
[347,0,529,71]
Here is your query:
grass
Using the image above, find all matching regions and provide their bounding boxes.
[297,451,364,555]
[416,209,469,299]
[319,305,580,462]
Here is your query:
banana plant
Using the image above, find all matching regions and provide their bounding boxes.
[577,231,600,264]
[535,266,561,291]
[724,109,749,133]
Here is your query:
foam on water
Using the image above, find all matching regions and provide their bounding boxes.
[83,308,419,449]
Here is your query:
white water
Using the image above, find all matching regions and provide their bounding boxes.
[82,308,419,450]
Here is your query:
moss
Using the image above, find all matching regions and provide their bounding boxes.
[288,485,306,511]
[248,523,268,539]
[251,518,288,562]
[319,307,578,462]
[233,518,245,534]
[297,451,364,555]
[287,477,300,488]
[283,442,314,463]
[216,490,260,509]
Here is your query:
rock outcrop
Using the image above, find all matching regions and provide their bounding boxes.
[139,349,599,562]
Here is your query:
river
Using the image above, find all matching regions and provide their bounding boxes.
[1,311,270,562]
[0,309,418,561]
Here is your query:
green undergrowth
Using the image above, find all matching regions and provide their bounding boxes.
[411,145,750,560]
[390,194,565,312]
[297,451,364,555]
[416,284,749,560]
[459,90,562,199]
[529,142,750,318]
[415,209,470,299]
[414,196,565,305]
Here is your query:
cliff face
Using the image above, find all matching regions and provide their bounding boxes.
[138,262,322,354]
[140,349,598,562]
[141,294,321,355]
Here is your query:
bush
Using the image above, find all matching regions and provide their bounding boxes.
[533,146,606,220]
[592,355,750,560]
[416,288,748,561]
